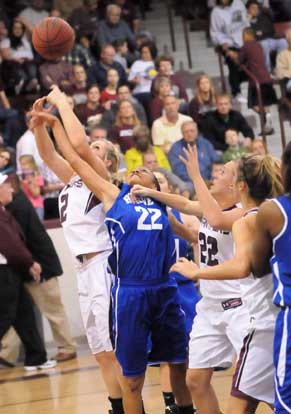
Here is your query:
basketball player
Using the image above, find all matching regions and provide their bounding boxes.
[131,158,250,414]
[30,88,195,414]
[153,171,200,414]
[251,141,291,413]
[30,98,124,414]
[171,148,283,413]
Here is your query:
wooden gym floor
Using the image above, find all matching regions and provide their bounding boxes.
[0,354,272,413]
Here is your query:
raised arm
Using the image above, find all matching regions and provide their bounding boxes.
[31,111,119,212]
[31,100,74,184]
[170,217,252,280]
[46,86,108,179]
[131,185,203,218]
[180,145,244,231]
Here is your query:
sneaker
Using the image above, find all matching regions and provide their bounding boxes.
[53,352,77,362]
[234,93,247,104]
[24,359,57,371]
[165,405,179,414]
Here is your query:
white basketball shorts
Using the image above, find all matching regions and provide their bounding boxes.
[76,250,113,354]
[188,297,250,369]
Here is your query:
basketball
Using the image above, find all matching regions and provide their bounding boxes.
[32,17,75,60]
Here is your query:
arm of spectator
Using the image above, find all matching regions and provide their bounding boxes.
[237,113,255,140]
[188,98,200,122]
[0,89,11,109]
[180,145,244,231]
[167,144,189,181]
[96,23,107,48]
[275,51,291,79]
[0,216,34,272]
[174,76,188,102]
[210,9,233,46]
[43,182,64,194]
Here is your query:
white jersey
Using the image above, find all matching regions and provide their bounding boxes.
[58,175,111,257]
[198,214,242,300]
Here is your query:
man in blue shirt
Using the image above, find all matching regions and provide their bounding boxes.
[168,120,221,196]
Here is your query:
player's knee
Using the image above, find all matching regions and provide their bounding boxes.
[122,376,144,396]
[94,351,115,366]
[186,369,211,395]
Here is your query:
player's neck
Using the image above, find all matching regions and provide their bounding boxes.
[215,193,237,210]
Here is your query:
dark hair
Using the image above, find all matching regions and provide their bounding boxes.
[155,54,174,70]
[282,141,291,195]
[151,172,161,191]
[9,20,25,49]
[112,38,127,49]
[245,0,260,9]
[86,83,100,93]
[238,154,283,201]
[139,41,158,60]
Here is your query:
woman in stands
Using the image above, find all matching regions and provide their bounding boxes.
[188,74,216,123]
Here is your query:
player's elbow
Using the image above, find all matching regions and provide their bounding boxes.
[235,262,251,279]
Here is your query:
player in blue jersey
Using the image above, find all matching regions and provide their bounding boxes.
[251,141,291,414]
[30,87,195,414]
[153,171,200,414]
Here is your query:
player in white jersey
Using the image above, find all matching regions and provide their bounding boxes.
[172,149,283,413]
[131,156,250,414]
[30,98,124,414]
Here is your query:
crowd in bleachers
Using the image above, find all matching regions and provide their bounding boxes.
[1,0,287,222]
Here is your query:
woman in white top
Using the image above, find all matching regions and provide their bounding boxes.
[0,19,38,93]
[128,41,157,95]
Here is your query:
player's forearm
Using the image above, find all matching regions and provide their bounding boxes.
[193,259,250,281]
[34,124,57,163]
[146,189,202,217]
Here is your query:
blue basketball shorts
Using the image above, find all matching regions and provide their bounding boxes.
[111,277,188,377]
[177,280,200,339]
[274,307,291,414]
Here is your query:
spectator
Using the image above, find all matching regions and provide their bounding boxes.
[109,99,141,153]
[17,0,49,35]
[64,35,97,74]
[0,173,76,362]
[124,125,170,172]
[96,4,136,51]
[88,44,127,89]
[0,147,14,174]
[222,128,248,162]
[16,116,42,170]
[128,42,157,94]
[101,83,147,129]
[53,0,83,20]
[41,163,64,220]
[63,64,88,106]
[152,95,192,154]
[275,28,291,99]
[68,0,99,41]
[39,59,74,92]
[100,68,119,109]
[149,76,173,124]
[251,136,267,154]
[188,74,216,122]
[114,0,141,33]
[198,93,255,151]
[75,84,104,128]
[89,125,108,142]
[0,172,56,371]
[19,154,44,220]
[1,19,39,94]
[152,55,188,104]
[233,28,277,134]
[112,38,129,71]
[246,0,288,72]
[168,120,220,196]
[210,0,249,102]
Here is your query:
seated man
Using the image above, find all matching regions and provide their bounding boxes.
[198,93,254,151]
[152,95,192,154]
[124,125,170,172]
[96,4,137,51]
[246,0,288,72]
[168,120,221,197]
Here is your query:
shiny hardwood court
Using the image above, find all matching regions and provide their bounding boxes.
[0,354,272,414]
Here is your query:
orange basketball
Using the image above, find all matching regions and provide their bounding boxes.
[32,17,75,60]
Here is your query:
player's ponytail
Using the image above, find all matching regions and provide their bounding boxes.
[282,141,291,196]
[238,154,283,201]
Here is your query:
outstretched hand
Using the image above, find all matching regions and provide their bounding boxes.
[46,85,67,108]
[29,110,59,129]
[170,257,199,280]
[179,144,201,181]
[130,184,151,203]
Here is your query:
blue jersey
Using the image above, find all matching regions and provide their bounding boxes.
[170,209,190,284]
[271,195,291,307]
[105,184,175,284]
